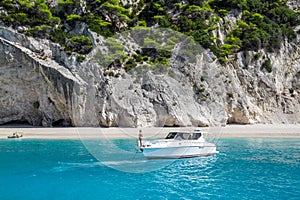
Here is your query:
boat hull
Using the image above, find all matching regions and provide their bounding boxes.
[142,145,218,159]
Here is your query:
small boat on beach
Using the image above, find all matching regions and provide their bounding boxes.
[139,130,219,159]
[7,132,23,139]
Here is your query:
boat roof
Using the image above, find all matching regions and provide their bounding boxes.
[165,131,202,140]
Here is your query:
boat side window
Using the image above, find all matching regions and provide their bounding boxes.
[182,133,190,140]
[165,132,177,139]
[174,133,190,140]
[192,133,201,140]
[174,133,183,140]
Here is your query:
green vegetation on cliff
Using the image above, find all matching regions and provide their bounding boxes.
[0,0,299,64]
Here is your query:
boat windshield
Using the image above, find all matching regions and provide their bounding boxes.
[165,132,201,140]
[165,132,177,139]
[190,133,201,140]
[174,133,190,140]
[165,132,202,140]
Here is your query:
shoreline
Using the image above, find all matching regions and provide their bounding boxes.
[0,124,299,139]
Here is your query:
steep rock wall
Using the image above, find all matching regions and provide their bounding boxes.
[0,23,299,127]
[0,28,87,126]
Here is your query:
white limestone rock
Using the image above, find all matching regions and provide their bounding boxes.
[0,20,299,127]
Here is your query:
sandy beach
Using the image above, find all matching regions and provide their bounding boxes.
[0,124,299,139]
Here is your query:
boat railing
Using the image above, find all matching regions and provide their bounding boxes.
[145,139,206,146]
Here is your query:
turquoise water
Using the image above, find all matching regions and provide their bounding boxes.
[0,138,299,199]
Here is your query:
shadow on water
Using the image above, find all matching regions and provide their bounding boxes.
[80,138,182,173]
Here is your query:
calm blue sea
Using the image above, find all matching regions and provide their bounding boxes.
[0,138,299,200]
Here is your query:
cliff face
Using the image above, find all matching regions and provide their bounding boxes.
[215,13,300,125]
[1,24,299,127]
[225,41,300,124]
[0,1,299,127]
[0,28,88,126]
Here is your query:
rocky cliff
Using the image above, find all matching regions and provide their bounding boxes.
[0,1,299,127]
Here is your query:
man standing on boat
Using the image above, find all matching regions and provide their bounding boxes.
[138,130,143,149]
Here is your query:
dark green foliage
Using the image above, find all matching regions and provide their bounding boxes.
[67,36,93,54]
[195,87,205,94]
[124,58,137,72]
[227,93,233,98]
[254,52,261,60]
[0,0,93,55]
[49,27,69,46]
[211,0,299,53]
[218,9,229,17]
[76,55,86,62]
[140,48,171,66]
[0,0,58,27]
[27,25,52,38]
[33,101,40,109]
[84,13,113,37]
[66,14,82,22]
[132,54,148,62]
[106,71,115,76]
[0,0,298,65]
[154,15,171,28]
[57,0,79,17]
[84,0,131,36]
[261,59,272,73]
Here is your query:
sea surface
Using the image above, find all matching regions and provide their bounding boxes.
[0,138,299,199]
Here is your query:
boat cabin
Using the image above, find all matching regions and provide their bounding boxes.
[165,132,202,140]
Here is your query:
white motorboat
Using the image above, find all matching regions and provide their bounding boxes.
[140,130,219,159]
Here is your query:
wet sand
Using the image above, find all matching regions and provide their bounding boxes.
[0,124,299,139]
